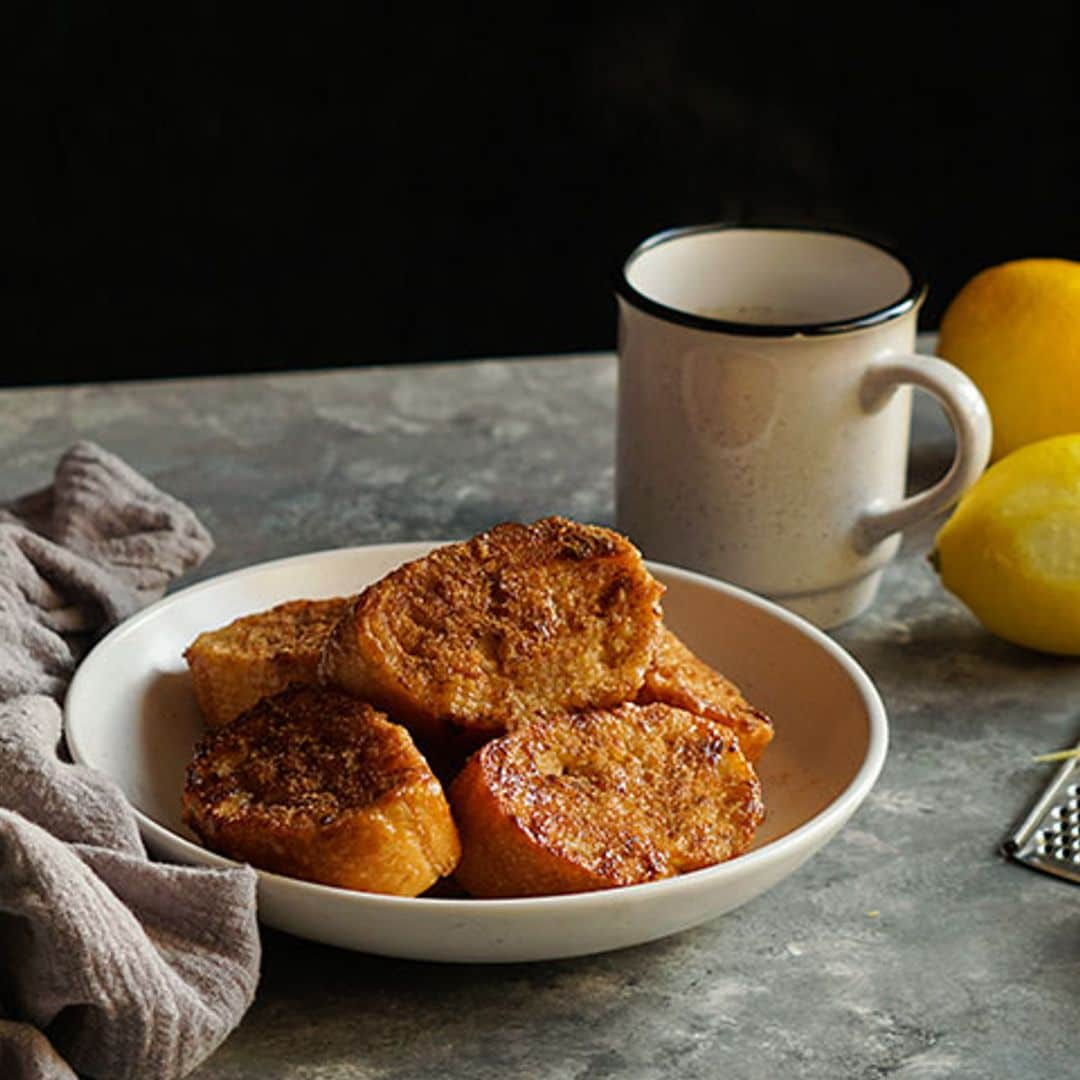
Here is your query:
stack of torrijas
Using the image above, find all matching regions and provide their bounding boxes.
[182,517,773,898]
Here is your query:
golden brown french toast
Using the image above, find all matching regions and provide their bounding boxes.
[184,597,352,727]
[638,627,774,764]
[321,517,665,741]
[449,702,764,897]
[182,685,460,895]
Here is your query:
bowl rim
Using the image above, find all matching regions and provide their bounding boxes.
[65,542,889,913]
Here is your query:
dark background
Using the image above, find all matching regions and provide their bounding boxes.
[9,3,1078,387]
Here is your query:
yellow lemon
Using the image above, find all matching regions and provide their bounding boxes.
[937,258,1080,461]
[934,433,1080,655]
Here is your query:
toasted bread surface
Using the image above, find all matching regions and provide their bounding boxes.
[450,702,764,897]
[182,685,460,895]
[321,517,664,738]
[184,597,352,727]
[638,627,774,764]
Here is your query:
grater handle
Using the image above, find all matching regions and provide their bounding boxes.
[1002,741,1080,856]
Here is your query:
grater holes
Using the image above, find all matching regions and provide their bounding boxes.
[1051,827,1075,855]
[1008,768,1080,883]
[1041,818,1079,861]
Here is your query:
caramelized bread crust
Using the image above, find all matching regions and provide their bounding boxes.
[321,517,665,739]
[182,685,460,895]
[450,702,764,897]
[184,597,353,728]
[638,627,774,764]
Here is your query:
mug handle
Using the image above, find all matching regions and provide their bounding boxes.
[853,353,993,553]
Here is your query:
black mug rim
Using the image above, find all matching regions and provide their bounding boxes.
[614,223,927,338]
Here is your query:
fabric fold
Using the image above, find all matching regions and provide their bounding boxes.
[0,443,260,1080]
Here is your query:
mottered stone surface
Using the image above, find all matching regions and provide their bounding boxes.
[2,351,1076,1079]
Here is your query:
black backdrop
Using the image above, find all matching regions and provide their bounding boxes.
[9,3,1078,386]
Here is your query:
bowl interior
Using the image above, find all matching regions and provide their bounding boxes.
[66,544,873,867]
[660,569,871,849]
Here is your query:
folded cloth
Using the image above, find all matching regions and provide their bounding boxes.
[0,443,260,1080]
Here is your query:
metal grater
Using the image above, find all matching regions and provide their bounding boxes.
[1002,742,1080,885]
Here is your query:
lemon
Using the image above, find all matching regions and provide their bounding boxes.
[934,433,1080,655]
[937,258,1080,462]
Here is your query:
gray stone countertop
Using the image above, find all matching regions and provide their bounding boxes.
[2,349,1077,1079]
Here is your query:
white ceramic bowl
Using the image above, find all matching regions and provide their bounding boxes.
[65,543,888,963]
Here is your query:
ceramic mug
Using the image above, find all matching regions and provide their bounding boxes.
[614,225,992,628]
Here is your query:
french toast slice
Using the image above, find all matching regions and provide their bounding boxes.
[184,596,352,728]
[638,627,774,764]
[182,685,461,895]
[321,517,665,740]
[449,702,764,897]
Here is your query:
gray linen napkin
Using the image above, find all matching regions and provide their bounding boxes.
[0,443,260,1080]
